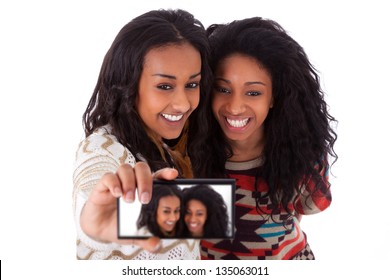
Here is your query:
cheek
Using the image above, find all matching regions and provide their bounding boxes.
[175,213,180,221]
[156,212,165,224]
[257,106,271,123]
[189,91,201,110]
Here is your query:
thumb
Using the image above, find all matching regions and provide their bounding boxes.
[152,168,179,180]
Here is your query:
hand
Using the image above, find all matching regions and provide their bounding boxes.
[80,162,179,251]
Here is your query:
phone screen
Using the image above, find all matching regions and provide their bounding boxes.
[117,178,235,239]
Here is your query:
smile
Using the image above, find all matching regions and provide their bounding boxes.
[162,113,184,122]
[188,222,199,229]
[226,117,249,128]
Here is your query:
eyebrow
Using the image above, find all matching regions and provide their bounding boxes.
[215,77,267,86]
[153,72,201,80]
[162,206,180,210]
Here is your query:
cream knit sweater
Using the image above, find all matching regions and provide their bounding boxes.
[72,126,199,260]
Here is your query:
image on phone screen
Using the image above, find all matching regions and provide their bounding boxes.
[117,178,235,239]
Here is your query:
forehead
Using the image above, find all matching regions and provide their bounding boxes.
[219,53,266,71]
[158,195,180,207]
[216,53,272,85]
[187,199,206,209]
[143,43,201,73]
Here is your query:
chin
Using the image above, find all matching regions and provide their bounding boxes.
[162,132,182,140]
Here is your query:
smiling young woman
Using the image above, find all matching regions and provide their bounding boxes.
[196,17,337,260]
[73,8,212,260]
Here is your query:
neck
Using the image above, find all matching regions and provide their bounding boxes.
[162,229,175,237]
[228,133,265,162]
[191,231,204,238]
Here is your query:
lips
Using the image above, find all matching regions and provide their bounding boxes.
[224,116,251,131]
[188,222,200,231]
[165,221,175,227]
[226,117,249,128]
[161,113,184,122]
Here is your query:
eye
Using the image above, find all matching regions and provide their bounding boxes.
[214,86,230,95]
[186,82,200,89]
[157,84,173,90]
[246,91,262,96]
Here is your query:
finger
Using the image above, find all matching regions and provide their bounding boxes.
[116,164,136,202]
[133,162,153,204]
[133,237,162,253]
[152,168,179,180]
[87,172,121,206]
[100,172,122,198]
[117,237,161,253]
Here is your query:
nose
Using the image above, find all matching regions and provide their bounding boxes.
[225,93,245,115]
[188,214,196,222]
[185,213,193,222]
[170,212,180,222]
[171,89,191,113]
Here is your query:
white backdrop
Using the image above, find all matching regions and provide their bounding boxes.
[1,0,389,279]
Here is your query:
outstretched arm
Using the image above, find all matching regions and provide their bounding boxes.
[80,163,179,251]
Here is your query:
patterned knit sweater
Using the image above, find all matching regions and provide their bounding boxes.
[200,158,331,260]
[72,126,200,260]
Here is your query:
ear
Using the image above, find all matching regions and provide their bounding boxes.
[269,97,274,108]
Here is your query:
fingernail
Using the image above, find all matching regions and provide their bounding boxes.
[114,187,122,197]
[151,241,162,253]
[125,191,135,202]
[140,192,150,204]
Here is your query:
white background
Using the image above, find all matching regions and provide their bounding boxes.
[1,0,389,279]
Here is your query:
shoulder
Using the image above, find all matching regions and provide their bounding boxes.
[136,226,153,237]
[75,125,136,166]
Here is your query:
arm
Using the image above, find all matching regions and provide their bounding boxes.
[294,159,332,215]
[73,132,178,253]
[80,162,178,250]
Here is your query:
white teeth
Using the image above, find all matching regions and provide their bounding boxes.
[226,118,249,128]
[162,114,183,122]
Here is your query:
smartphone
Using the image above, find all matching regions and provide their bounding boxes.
[117,178,235,239]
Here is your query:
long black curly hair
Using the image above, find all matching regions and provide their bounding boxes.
[195,18,337,218]
[82,9,212,177]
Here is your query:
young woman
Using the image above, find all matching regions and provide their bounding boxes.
[195,18,337,259]
[137,184,184,238]
[182,184,229,238]
[72,9,212,260]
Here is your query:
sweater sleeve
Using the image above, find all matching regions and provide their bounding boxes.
[72,128,200,259]
[294,158,332,215]
[72,130,136,258]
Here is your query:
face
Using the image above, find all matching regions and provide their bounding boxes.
[184,199,207,237]
[212,53,273,146]
[156,195,181,235]
[137,43,202,140]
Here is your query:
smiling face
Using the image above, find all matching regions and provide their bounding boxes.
[184,199,207,237]
[156,195,181,236]
[137,42,202,140]
[212,53,273,156]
